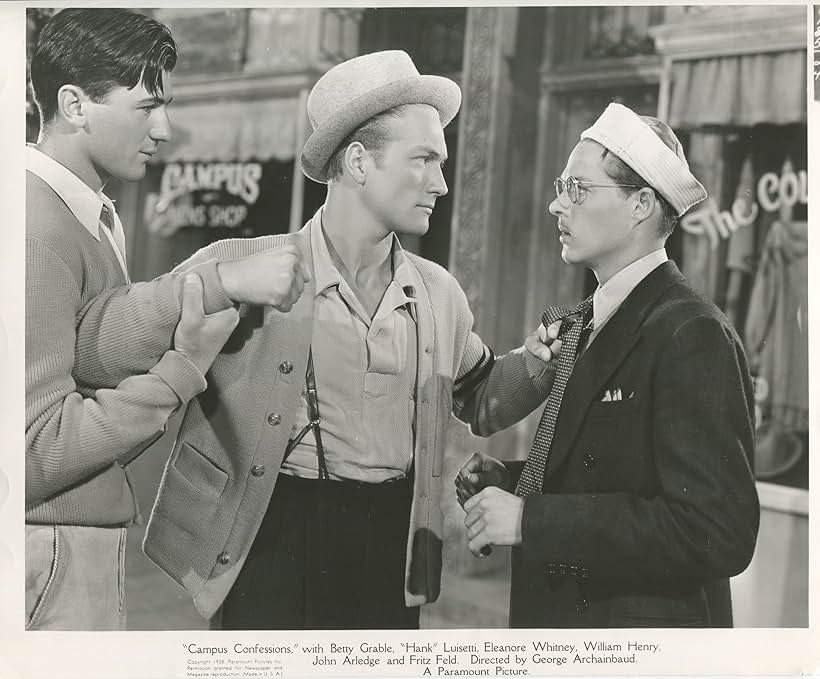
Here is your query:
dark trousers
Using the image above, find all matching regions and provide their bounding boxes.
[219,473,419,630]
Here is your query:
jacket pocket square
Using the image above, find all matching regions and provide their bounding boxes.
[600,388,635,402]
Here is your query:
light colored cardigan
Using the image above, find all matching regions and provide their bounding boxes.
[72,210,554,618]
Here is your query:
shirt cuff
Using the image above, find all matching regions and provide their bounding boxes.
[188,259,234,314]
[149,350,208,404]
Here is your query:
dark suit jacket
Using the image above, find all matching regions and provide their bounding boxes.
[506,261,759,628]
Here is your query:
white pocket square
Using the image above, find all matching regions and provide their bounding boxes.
[601,388,635,402]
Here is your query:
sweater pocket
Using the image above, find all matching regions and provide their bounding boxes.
[172,441,229,499]
[149,442,230,557]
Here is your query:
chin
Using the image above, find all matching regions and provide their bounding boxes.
[560,246,576,264]
[395,220,430,237]
[130,165,149,181]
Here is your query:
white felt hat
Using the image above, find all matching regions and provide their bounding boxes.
[581,103,707,216]
[301,50,462,184]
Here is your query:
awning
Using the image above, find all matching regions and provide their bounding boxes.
[156,97,303,163]
[669,50,806,128]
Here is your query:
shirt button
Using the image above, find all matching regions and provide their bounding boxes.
[424,346,432,354]
[217,551,231,565]
[575,598,589,614]
[583,453,597,468]
[267,413,281,426]
[251,464,265,477]
[279,361,293,375]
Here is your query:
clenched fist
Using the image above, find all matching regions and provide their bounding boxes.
[524,319,563,364]
[217,244,311,311]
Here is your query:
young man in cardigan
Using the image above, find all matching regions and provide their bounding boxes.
[26,8,307,630]
[66,50,559,630]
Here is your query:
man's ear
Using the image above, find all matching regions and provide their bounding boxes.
[55,84,89,129]
[632,187,656,224]
[344,142,368,185]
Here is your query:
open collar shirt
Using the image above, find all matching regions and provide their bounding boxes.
[281,217,418,483]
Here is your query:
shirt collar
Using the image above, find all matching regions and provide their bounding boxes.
[593,248,668,329]
[309,215,417,304]
[26,145,113,241]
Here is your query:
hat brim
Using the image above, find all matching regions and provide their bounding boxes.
[301,74,461,184]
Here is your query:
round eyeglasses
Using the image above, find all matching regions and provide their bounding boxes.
[553,176,643,205]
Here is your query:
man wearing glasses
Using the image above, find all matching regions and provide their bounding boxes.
[456,103,760,628]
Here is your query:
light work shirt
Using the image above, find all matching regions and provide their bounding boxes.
[281,219,418,483]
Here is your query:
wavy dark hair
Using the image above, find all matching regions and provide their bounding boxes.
[30,8,177,125]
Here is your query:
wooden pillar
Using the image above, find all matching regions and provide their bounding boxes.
[432,7,547,595]
[449,7,518,340]
[434,8,520,586]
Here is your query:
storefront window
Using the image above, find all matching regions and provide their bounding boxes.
[680,124,808,489]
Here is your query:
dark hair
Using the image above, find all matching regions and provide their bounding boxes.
[599,115,682,238]
[30,8,177,125]
[325,104,415,181]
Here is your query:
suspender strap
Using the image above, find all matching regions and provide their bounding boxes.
[283,347,329,480]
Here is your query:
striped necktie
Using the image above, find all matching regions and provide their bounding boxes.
[515,295,594,497]
[99,203,115,232]
[99,202,130,282]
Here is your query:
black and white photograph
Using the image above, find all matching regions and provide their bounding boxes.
[0,2,816,678]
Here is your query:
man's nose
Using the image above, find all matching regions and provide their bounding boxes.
[149,108,172,143]
[548,196,565,217]
[429,163,448,197]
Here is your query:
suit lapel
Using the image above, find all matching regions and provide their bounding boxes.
[542,261,685,481]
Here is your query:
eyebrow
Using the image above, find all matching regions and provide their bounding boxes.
[136,95,173,106]
[566,173,594,182]
[411,145,448,162]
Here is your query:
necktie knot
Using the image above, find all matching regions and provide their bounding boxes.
[541,295,594,336]
[100,203,115,232]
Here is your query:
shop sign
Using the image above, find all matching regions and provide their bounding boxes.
[144,162,264,237]
[680,167,807,248]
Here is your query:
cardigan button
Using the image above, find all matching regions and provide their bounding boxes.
[583,453,596,468]
[251,465,265,477]
[217,551,231,565]
[279,361,293,374]
[267,413,281,426]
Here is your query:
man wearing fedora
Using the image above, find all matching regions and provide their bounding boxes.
[69,50,559,629]
[456,104,760,627]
